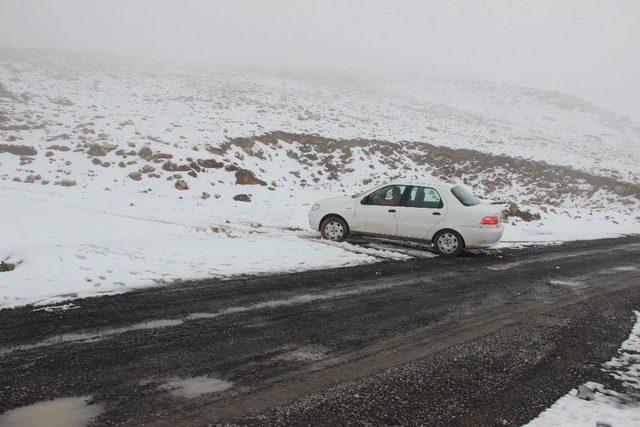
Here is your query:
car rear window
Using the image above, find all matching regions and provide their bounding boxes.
[451,186,481,206]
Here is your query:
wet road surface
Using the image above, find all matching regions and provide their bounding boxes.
[1,236,639,425]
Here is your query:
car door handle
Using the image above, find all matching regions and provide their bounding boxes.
[433,212,441,215]
[388,209,396,213]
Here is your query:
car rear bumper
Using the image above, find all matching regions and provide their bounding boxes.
[462,224,504,248]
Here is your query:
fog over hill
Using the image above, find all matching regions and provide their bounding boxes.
[2,0,640,120]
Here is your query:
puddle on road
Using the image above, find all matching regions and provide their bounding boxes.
[160,376,233,398]
[0,396,102,427]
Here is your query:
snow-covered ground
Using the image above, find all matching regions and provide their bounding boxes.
[526,311,640,427]
[0,178,635,309]
[1,50,639,308]
[1,182,410,309]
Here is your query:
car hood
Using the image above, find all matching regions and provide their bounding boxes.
[316,195,354,207]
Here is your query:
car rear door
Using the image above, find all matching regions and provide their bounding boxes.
[397,186,447,239]
[352,185,407,236]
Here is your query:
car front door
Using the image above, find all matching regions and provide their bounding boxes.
[353,185,407,236]
[397,186,447,239]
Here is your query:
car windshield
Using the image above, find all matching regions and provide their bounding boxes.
[451,185,481,206]
[352,185,378,198]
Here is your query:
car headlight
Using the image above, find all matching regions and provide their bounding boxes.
[310,203,320,211]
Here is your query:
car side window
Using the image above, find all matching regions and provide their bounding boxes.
[363,185,406,206]
[406,186,443,209]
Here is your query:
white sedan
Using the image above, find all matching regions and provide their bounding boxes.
[308,182,505,255]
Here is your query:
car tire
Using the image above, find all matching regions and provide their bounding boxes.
[320,216,349,242]
[433,230,464,256]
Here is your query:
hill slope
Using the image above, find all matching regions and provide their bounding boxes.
[1,50,639,308]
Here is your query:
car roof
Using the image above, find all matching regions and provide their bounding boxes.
[384,181,458,190]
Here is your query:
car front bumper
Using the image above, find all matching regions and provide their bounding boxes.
[308,209,322,231]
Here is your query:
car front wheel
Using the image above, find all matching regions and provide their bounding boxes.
[320,216,349,242]
[433,230,464,255]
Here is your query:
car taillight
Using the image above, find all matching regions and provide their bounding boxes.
[481,216,499,226]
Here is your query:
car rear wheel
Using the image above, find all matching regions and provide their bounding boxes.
[433,230,464,256]
[320,216,349,242]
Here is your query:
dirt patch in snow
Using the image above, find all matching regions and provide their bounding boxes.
[235,168,267,186]
[507,202,541,222]
[0,144,37,156]
[1,262,16,272]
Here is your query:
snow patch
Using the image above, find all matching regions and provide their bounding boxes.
[33,303,81,313]
[548,279,585,288]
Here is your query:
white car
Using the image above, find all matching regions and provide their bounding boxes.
[308,182,505,255]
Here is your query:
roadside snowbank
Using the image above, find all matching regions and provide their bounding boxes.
[500,213,640,246]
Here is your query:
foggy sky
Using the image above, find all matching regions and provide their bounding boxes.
[1,0,639,120]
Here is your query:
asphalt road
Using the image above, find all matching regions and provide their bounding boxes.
[1,236,640,426]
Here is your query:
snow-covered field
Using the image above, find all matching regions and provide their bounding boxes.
[1,49,639,308]
[526,311,640,427]
[1,182,408,308]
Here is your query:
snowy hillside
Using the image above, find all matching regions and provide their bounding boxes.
[1,49,639,308]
